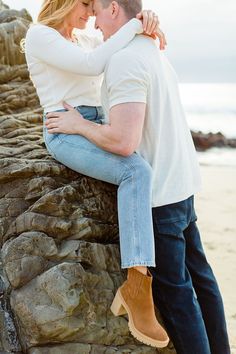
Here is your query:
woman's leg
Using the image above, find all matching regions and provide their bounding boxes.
[43,106,168,348]
[44,127,155,269]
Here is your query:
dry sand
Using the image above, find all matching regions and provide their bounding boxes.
[195,164,236,353]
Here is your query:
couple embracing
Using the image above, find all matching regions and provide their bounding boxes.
[25,0,230,353]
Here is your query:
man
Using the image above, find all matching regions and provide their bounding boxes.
[46,0,230,353]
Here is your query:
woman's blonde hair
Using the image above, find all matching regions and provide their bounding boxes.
[37,0,86,29]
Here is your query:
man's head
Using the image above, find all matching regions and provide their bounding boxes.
[94,0,142,40]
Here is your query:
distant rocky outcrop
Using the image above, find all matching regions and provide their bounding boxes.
[0,3,176,354]
[192,131,236,151]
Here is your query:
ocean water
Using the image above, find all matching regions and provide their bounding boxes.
[179,83,236,166]
[179,83,236,138]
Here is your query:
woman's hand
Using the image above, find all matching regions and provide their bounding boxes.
[136,10,167,50]
[45,102,85,135]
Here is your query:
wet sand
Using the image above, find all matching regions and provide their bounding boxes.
[195,164,236,352]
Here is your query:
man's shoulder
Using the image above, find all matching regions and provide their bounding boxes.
[107,38,150,73]
[110,35,155,62]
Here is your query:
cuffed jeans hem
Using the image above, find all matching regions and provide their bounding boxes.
[121,261,156,269]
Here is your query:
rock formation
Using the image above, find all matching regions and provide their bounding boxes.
[192,131,236,151]
[0,3,176,353]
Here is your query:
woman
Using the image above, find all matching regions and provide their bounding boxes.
[25,0,169,348]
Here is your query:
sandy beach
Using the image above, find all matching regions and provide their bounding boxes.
[195,164,236,352]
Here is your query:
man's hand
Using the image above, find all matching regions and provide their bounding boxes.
[136,10,167,50]
[45,103,86,135]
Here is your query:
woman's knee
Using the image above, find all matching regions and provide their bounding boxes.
[121,154,153,182]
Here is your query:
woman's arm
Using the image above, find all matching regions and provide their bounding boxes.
[25,19,142,76]
[84,11,166,50]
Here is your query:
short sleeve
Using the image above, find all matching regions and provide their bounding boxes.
[105,51,149,109]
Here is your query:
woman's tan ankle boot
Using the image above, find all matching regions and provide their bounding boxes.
[110,268,169,348]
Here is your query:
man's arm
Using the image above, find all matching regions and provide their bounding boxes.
[46,102,146,156]
[46,47,149,154]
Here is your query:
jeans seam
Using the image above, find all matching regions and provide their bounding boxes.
[133,167,141,264]
[157,217,186,225]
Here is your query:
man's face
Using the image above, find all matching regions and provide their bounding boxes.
[93,0,115,40]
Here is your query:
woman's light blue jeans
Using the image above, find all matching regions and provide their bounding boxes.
[43,105,155,269]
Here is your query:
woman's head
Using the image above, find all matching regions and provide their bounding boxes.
[37,0,93,30]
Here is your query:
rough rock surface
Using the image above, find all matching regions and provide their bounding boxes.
[0,0,31,66]
[0,3,176,354]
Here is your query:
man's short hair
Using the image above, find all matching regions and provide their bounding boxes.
[100,0,142,19]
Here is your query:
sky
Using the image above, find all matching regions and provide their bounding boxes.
[3,0,236,83]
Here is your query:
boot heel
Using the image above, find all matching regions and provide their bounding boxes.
[110,289,127,316]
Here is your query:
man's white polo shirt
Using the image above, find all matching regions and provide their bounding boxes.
[101,35,201,207]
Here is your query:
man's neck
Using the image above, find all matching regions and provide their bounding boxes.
[111,16,130,38]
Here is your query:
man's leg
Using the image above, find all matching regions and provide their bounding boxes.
[184,218,230,354]
[150,199,211,354]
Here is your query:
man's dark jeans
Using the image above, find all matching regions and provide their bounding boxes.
[150,196,230,354]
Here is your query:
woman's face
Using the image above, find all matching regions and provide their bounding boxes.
[66,0,93,29]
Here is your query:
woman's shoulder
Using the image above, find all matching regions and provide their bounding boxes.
[25,23,61,49]
[26,23,59,40]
